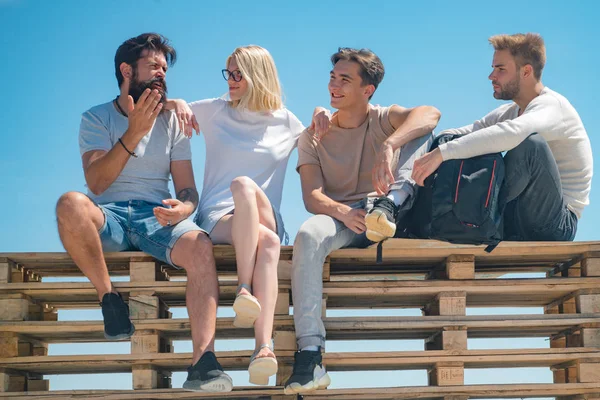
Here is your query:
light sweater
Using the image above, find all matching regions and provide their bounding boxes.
[438,87,592,219]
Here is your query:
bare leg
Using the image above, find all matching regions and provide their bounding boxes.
[56,192,112,301]
[229,177,277,293]
[210,176,279,354]
[252,225,280,354]
[171,231,219,365]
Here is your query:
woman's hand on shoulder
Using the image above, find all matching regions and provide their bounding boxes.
[166,99,200,138]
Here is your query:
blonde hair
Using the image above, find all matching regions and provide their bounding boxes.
[226,45,283,112]
[489,33,546,81]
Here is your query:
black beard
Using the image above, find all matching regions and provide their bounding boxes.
[493,78,520,100]
[129,77,168,104]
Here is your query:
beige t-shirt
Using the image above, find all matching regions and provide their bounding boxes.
[297,104,397,205]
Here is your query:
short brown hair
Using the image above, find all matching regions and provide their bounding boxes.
[114,33,177,88]
[489,33,546,80]
[331,47,385,99]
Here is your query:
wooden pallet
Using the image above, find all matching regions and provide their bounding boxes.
[1,348,599,374]
[0,384,599,399]
[1,240,599,397]
[2,314,600,343]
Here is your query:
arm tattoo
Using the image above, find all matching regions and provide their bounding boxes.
[177,187,199,211]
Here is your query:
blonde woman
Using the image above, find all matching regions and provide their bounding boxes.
[169,45,304,387]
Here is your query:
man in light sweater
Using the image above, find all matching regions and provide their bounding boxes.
[412,33,592,241]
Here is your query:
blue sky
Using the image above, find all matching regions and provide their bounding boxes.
[0,0,598,394]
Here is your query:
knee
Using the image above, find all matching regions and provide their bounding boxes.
[512,134,547,157]
[259,226,281,254]
[295,219,324,253]
[56,192,91,221]
[505,134,549,167]
[230,176,256,198]
[180,232,214,272]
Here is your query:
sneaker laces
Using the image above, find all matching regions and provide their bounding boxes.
[372,197,397,218]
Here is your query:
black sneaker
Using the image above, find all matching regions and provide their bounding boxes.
[183,351,233,392]
[284,348,331,395]
[365,196,398,242]
[100,292,135,340]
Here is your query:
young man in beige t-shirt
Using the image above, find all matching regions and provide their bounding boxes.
[284,47,441,395]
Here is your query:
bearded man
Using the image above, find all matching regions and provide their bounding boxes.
[55,33,232,392]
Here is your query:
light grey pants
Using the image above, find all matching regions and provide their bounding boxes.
[291,133,432,349]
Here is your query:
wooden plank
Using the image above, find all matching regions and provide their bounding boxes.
[428,362,464,386]
[581,328,600,348]
[3,240,600,278]
[273,330,296,351]
[323,258,331,281]
[582,254,600,277]
[26,379,49,392]
[424,292,466,316]
[577,362,600,383]
[129,295,160,320]
[425,329,467,351]
[132,365,171,389]
[276,364,292,386]
[129,261,160,282]
[577,293,600,314]
[0,294,32,321]
[0,333,18,358]
[2,383,599,399]
[330,240,600,265]
[274,290,290,316]
[445,255,475,280]
[1,348,599,375]
[323,278,600,309]
[131,330,161,354]
[0,280,284,309]
[0,260,14,284]
[3,314,599,343]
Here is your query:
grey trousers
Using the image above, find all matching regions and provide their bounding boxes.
[291,133,432,349]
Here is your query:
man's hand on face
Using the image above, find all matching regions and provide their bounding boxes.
[126,88,163,138]
[339,207,367,234]
[412,148,443,186]
[372,142,396,195]
[153,199,192,227]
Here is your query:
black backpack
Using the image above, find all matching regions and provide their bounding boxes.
[407,133,505,251]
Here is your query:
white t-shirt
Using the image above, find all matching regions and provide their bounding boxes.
[438,87,593,219]
[189,98,305,233]
[79,101,191,205]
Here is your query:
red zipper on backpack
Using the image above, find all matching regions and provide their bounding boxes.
[485,160,497,208]
[454,160,464,203]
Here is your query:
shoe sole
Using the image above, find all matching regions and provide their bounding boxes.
[182,375,233,392]
[104,323,135,340]
[283,372,331,395]
[365,210,396,242]
[248,357,278,385]
[233,294,261,328]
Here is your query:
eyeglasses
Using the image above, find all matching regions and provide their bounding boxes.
[222,69,243,82]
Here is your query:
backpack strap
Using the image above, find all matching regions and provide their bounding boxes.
[376,241,384,264]
[484,241,500,253]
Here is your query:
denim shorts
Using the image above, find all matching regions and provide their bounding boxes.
[96,200,205,268]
